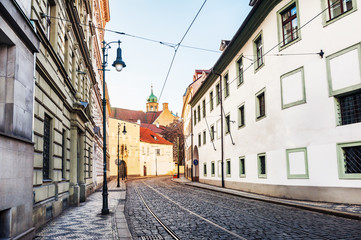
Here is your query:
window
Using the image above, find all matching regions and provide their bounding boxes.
[202,99,206,118]
[88,147,91,178]
[328,0,353,20]
[46,1,52,39]
[156,149,160,156]
[280,3,298,46]
[253,32,264,70]
[198,105,201,122]
[211,161,215,176]
[203,130,206,145]
[337,142,361,179]
[216,83,220,105]
[62,130,66,179]
[226,159,231,177]
[210,125,215,141]
[258,153,267,178]
[256,89,266,120]
[238,104,245,128]
[337,91,361,125]
[225,114,230,134]
[237,57,244,86]
[43,115,51,180]
[198,133,201,147]
[210,91,214,111]
[239,157,246,177]
[286,148,309,179]
[194,109,197,126]
[224,73,229,98]
[203,163,207,176]
[281,67,306,109]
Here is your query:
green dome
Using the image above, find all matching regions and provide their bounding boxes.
[147,86,158,103]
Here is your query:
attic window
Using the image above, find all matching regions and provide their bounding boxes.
[151,135,158,141]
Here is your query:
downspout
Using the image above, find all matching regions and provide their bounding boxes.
[212,69,224,188]
[190,105,194,181]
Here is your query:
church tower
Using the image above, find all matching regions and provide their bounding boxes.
[146,85,159,112]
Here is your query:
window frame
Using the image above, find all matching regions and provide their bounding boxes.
[236,55,244,87]
[202,99,206,118]
[226,159,231,177]
[253,31,264,71]
[335,91,361,126]
[239,156,246,178]
[322,0,357,26]
[238,103,245,128]
[224,72,230,99]
[255,88,266,121]
[197,105,201,122]
[217,160,222,177]
[326,43,361,97]
[280,66,306,109]
[277,0,301,51]
[286,148,309,179]
[225,113,231,135]
[257,153,267,178]
[211,161,215,176]
[203,130,206,145]
[210,124,215,141]
[203,162,207,176]
[209,91,214,111]
[337,141,361,179]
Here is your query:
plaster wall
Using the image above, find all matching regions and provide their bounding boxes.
[192,0,361,203]
[139,142,175,176]
[108,118,140,176]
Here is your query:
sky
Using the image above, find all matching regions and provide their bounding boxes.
[104,0,252,116]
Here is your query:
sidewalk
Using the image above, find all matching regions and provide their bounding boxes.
[34,179,131,240]
[172,177,361,221]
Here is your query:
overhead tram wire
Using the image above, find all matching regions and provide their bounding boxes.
[39,13,220,54]
[148,0,208,126]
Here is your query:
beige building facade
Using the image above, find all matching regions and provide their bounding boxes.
[30,0,110,228]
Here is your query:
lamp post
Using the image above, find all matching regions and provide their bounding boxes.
[101,40,126,215]
[117,123,127,187]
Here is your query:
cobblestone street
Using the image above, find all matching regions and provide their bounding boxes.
[125,177,361,240]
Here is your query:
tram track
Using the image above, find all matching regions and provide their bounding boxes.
[155,180,331,240]
[127,177,361,239]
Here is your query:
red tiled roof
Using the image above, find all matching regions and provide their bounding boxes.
[110,107,162,124]
[140,127,172,145]
[140,123,165,135]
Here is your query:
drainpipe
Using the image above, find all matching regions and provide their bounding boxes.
[212,69,224,188]
[190,105,194,181]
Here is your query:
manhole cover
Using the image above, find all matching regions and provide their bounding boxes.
[140,235,164,240]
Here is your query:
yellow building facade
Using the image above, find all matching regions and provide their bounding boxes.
[108,118,140,178]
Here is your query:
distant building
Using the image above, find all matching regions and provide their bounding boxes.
[189,0,361,204]
[181,70,210,180]
[139,127,174,176]
[0,0,40,239]
[109,87,176,177]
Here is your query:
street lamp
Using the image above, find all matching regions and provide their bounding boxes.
[117,122,127,187]
[101,40,126,215]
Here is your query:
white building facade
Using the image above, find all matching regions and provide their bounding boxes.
[190,0,361,204]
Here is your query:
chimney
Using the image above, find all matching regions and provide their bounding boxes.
[137,119,141,124]
[219,40,231,52]
[163,103,168,111]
